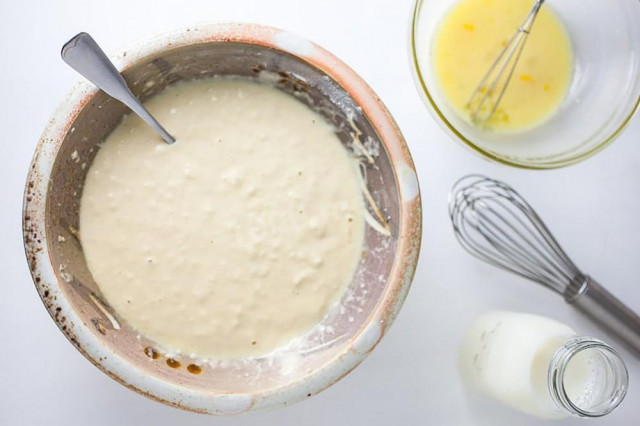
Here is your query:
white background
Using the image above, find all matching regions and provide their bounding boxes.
[1,0,639,425]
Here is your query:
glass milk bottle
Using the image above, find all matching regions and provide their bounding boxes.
[459,311,628,419]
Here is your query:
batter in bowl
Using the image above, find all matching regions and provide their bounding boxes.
[80,78,365,359]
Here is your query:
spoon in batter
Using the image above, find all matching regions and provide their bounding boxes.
[61,32,176,144]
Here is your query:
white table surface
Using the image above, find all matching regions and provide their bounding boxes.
[2,0,639,424]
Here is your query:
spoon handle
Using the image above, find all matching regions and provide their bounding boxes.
[61,32,175,144]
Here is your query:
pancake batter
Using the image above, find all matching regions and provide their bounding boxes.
[80,78,365,359]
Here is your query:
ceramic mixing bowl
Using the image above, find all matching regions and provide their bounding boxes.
[23,23,421,414]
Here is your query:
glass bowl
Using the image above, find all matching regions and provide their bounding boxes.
[411,0,640,169]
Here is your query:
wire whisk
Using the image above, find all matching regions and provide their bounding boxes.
[449,175,640,356]
[467,0,545,125]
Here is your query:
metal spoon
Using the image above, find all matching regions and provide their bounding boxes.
[61,32,175,144]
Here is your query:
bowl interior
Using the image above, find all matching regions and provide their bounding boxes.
[412,0,640,168]
[44,41,402,398]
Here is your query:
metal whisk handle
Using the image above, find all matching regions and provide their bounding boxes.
[567,276,640,355]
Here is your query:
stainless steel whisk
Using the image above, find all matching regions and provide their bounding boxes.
[467,0,545,124]
[449,175,640,356]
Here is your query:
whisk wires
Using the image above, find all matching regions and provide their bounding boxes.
[467,0,546,125]
[449,175,584,295]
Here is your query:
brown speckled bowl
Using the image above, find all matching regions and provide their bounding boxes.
[23,23,422,414]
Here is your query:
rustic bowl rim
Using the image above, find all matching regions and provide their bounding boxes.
[23,22,422,415]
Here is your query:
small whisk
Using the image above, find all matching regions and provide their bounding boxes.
[467,0,545,125]
[449,175,640,356]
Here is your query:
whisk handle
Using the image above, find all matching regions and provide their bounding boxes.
[567,276,640,356]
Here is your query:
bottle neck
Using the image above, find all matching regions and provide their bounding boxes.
[547,337,628,418]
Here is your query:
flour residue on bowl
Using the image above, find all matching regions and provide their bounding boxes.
[79,78,365,359]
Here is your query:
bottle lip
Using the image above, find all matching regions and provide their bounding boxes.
[548,337,629,418]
